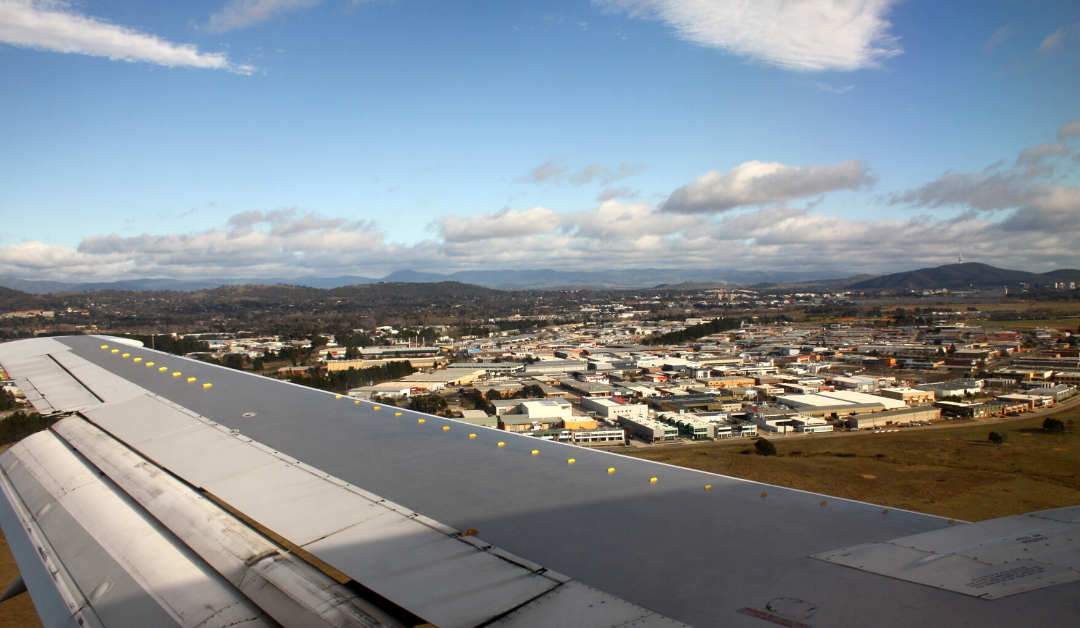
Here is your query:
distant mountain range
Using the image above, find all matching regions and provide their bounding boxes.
[845,263,1080,291]
[3,263,1078,295]
[0,268,847,294]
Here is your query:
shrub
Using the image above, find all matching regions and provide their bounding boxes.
[1043,418,1066,433]
[988,431,1004,444]
[754,438,778,457]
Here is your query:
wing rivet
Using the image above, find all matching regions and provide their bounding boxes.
[146,362,154,367]
[122,353,130,358]
[608,468,615,473]
[469,434,476,439]
[203,383,212,388]
[820,501,827,506]
[498,442,505,447]
[134,357,142,362]
[883,509,889,514]
[568,458,575,464]
[354,400,360,404]
[187,377,197,383]
[704,485,712,490]
[111,349,119,353]
[173,372,182,377]
[395,412,402,416]
[335,395,342,399]
[462,529,479,536]
[650,478,658,483]
[418,418,425,423]
[374,406,381,410]
[159,366,168,371]
[761,492,768,498]
[100,345,108,349]
[443,426,450,431]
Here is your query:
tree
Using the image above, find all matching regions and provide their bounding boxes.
[252,357,265,372]
[988,431,1004,445]
[224,353,245,370]
[0,389,14,411]
[1043,418,1066,433]
[754,438,778,457]
[409,394,448,415]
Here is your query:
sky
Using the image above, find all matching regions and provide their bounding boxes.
[0,0,1078,282]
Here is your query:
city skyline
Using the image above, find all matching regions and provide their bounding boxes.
[1,0,1078,280]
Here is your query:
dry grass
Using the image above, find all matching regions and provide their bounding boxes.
[621,411,1080,522]
[969,318,1080,331]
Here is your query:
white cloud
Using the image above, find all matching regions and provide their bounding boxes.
[0,0,253,72]
[983,25,1012,53]
[437,207,565,242]
[207,0,321,33]
[663,160,873,213]
[206,0,381,32]
[572,200,699,239]
[594,0,902,71]
[519,158,571,184]
[519,158,646,186]
[1059,119,1080,140]
[1039,28,1064,53]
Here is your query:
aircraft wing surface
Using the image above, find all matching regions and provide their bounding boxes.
[0,335,1078,627]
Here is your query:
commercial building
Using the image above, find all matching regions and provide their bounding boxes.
[916,379,985,398]
[581,397,649,421]
[776,390,906,417]
[846,406,941,429]
[492,398,573,420]
[878,387,936,405]
[571,428,626,446]
[618,416,677,442]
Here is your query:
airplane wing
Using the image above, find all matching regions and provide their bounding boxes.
[0,335,1077,627]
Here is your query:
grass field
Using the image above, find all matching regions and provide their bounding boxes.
[969,317,1080,331]
[620,409,1080,523]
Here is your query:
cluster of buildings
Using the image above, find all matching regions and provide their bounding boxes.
[325,317,1080,446]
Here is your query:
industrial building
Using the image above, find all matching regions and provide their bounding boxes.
[617,416,677,442]
[776,390,906,417]
[846,406,941,429]
[878,387,936,405]
[581,396,649,421]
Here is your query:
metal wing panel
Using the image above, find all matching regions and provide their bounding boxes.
[0,431,279,628]
[203,461,389,547]
[0,338,70,362]
[1,355,99,412]
[303,513,561,628]
[49,351,145,404]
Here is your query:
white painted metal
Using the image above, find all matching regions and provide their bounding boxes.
[50,351,145,404]
[206,461,388,546]
[814,513,1080,599]
[51,417,403,628]
[0,355,99,412]
[304,512,561,628]
[3,431,277,627]
[0,337,69,362]
[494,581,690,628]
[0,453,102,628]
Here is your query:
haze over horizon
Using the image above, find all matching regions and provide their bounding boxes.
[1,0,1078,282]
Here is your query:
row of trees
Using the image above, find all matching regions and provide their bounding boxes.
[287,361,417,393]
[646,318,742,346]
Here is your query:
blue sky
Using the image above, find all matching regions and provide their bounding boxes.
[1,0,1078,281]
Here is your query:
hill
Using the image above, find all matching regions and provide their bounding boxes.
[0,286,60,312]
[845,263,1080,291]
